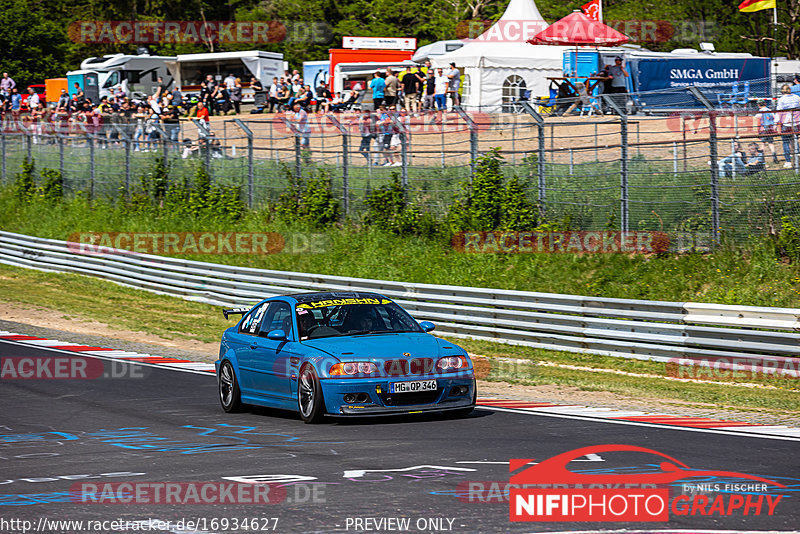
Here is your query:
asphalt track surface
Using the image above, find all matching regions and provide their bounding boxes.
[1,339,798,534]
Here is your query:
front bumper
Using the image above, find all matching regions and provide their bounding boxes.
[321,375,476,416]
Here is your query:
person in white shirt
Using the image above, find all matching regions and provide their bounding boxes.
[224,73,236,90]
[26,88,40,110]
[777,84,800,168]
[433,69,448,110]
[291,101,310,148]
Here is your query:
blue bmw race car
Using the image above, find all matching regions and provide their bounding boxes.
[215,291,477,423]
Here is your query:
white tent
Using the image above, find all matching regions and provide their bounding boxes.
[431,0,568,112]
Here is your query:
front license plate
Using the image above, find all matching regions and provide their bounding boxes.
[389,380,437,393]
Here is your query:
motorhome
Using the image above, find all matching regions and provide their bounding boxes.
[67,53,176,99]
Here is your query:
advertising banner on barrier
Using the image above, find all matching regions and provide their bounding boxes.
[629,57,771,108]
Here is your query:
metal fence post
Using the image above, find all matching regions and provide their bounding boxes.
[603,94,628,234]
[88,133,95,199]
[1,128,5,184]
[58,134,65,182]
[191,118,212,175]
[519,102,546,218]
[233,119,254,208]
[709,111,720,244]
[325,114,350,217]
[453,106,477,183]
[689,86,719,246]
[25,127,32,163]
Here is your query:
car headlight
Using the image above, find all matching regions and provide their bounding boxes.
[330,362,379,376]
[436,356,469,372]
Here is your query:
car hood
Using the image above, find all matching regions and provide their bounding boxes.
[301,332,445,360]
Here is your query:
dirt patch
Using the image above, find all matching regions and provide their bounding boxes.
[0,302,218,356]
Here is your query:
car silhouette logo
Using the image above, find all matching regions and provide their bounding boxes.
[510,444,786,487]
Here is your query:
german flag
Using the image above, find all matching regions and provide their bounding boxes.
[738,0,776,12]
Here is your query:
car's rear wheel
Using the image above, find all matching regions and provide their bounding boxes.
[218,361,243,413]
[298,365,325,423]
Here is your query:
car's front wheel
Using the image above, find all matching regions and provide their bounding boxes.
[298,364,325,423]
[218,361,243,413]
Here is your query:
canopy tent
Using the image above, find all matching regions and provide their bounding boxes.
[430,0,569,111]
[529,10,629,46]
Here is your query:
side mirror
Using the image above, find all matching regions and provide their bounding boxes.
[419,321,435,332]
[267,329,288,341]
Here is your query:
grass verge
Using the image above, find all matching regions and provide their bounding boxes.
[0,263,796,417]
[2,186,800,308]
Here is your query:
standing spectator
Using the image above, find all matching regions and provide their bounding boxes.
[369,71,386,109]
[131,104,148,151]
[376,104,395,166]
[423,70,435,112]
[607,56,629,112]
[154,76,169,100]
[144,108,160,150]
[162,104,180,142]
[390,106,409,166]
[251,76,265,107]
[291,69,301,83]
[402,67,422,113]
[290,101,310,149]
[26,87,41,111]
[433,68,449,113]
[446,62,461,108]
[229,78,243,114]
[384,69,398,107]
[268,77,280,112]
[204,74,220,116]
[171,86,183,114]
[224,73,236,91]
[776,84,800,169]
[10,88,21,126]
[73,82,84,102]
[757,100,780,164]
[0,72,15,96]
[353,109,376,164]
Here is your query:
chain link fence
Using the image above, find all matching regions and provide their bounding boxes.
[2,83,799,246]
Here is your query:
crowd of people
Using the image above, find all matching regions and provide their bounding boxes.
[718,83,800,173]
[255,62,462,117]
[2,63,798,168]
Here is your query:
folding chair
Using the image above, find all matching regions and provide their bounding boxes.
[716,81,738,108]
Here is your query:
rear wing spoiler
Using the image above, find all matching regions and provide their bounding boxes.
[223,307,250,320]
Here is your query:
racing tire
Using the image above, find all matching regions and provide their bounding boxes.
[218,361,244,413]
[298,364,326,424]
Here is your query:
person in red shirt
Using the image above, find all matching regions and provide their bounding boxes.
[196,101,210,132]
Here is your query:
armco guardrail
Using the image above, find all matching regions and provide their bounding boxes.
[1,230,799,372]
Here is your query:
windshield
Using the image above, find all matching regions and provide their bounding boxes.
[295,298,423,340]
